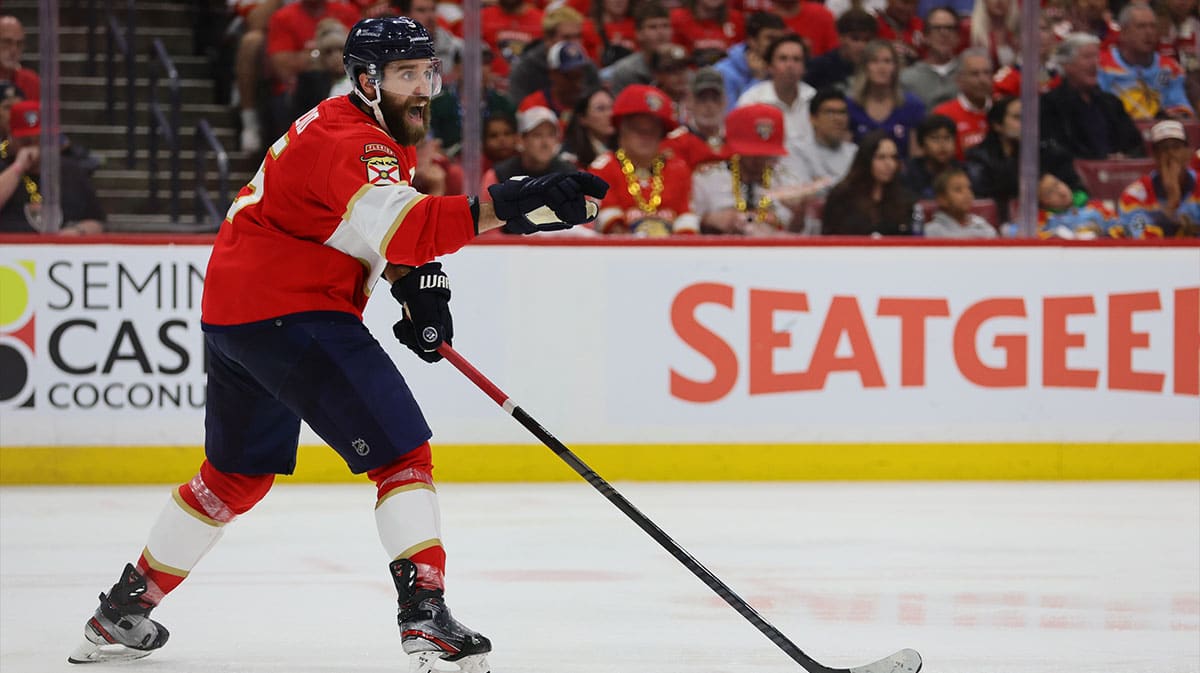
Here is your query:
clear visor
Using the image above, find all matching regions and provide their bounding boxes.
[376,58,443,98]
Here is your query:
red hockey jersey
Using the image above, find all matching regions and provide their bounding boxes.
[202,96,476,326]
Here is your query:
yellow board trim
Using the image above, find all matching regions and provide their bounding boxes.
[0,443,1197,484]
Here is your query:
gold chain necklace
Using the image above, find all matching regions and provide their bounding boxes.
[616,148,664,214]
[730,155,772,224]
[0,140,41,204]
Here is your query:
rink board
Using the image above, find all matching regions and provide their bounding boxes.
[1,237,1197,483]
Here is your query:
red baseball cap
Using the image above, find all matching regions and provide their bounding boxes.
[9,100,40,138]
[612,84,677,132]
[724,104,787,157]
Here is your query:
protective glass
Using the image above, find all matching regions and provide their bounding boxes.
[377,58,443,97]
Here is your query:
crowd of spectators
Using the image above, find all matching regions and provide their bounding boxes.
[2,0,1200,237]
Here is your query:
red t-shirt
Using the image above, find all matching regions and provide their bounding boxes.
[669,8,745,56]
[932,96,989,161]
[7,67,39,101]
[662,126,725,169]
[203,96,476,326]
[775,2,839,57]
[480,5,545,78]
[582,18,638,63]
[587,151,698,235]
[876,11,924,62]
[266,2,361,93]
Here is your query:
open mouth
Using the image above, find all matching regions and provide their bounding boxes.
[406,102,426,124]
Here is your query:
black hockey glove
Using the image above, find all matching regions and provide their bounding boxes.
[488,171,609,234]
[390,262,452,364]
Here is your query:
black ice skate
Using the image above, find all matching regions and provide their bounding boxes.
[391,559,491,673]
[68,563,170,664]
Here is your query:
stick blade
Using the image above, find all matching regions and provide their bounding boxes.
[844,648,922,673]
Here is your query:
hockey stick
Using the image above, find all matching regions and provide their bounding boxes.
[436,343,923,673]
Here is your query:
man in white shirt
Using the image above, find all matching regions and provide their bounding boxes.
[789,88,857,185]
[735,34,816,151]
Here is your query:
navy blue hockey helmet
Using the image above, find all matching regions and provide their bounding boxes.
[343,16,437,86]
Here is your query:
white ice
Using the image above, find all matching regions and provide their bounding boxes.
[2,481,1197,673]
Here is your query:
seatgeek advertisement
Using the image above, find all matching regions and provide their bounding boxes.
[0,242,1197,448]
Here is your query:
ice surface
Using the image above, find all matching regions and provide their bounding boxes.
[2,481,1197,673]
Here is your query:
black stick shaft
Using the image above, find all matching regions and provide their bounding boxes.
[437,344,833,672]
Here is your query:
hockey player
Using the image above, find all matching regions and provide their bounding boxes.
[67,16,607,673]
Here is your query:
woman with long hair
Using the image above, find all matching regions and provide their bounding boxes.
[563,87,617,168]
[970,0,1020,69]
[582,0,639,66]
[846,40,926,157]
[821,129,916,235]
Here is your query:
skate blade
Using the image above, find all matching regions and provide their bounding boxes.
[847,648,923,673]
[67,640,155,665]
[409,650,490,673]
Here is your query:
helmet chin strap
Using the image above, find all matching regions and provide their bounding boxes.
[355,79,394,138]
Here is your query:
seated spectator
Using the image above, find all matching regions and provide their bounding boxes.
[806,9,877,92]
[1041,32,1144,160]
[588,84,699,235]
[562,87,616,168]
[692,103,814,234]
[481,0,545,82]
[508,7,601,106]
[265,0,360,141]
[481,112,519,176]
[0,16,38,105]
[875,0,924,65]
[663,67,727,166]
[1099,2,1195,120]
[670,0,744,66]
[714,12,787,110]
[519,41,591,127]
[480,107,577,198]
[1037,173,1118,239]
[966,95,1081,224]
[932,48,994,160]
[923,168,998,238]
[582,0,639,67]
[770,0,839,57]
[822,129,916,235]
[291,19,351,121]
[0,102,105,234]
[429,44,518,155]
[846,40,926,158]
[226,1,281,151]
[649,44,692,123]
[904,113,961,199]
[602,1,674,95]
[1049,0,1119,45]
[1117,120,1200,237]
[394,0,463,84]
[737,34,817,150]
[917,0,973,19]
[900,6,964,108]
[990,13,1063,99]
[1157,0,1200,102]
[789,87,856,185]
[970,0,1019,70]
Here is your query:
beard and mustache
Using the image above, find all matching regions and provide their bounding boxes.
[379,90,431,146]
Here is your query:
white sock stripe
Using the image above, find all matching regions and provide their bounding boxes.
[188,474,236,524]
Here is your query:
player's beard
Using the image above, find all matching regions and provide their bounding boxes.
[381,91,430,146]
